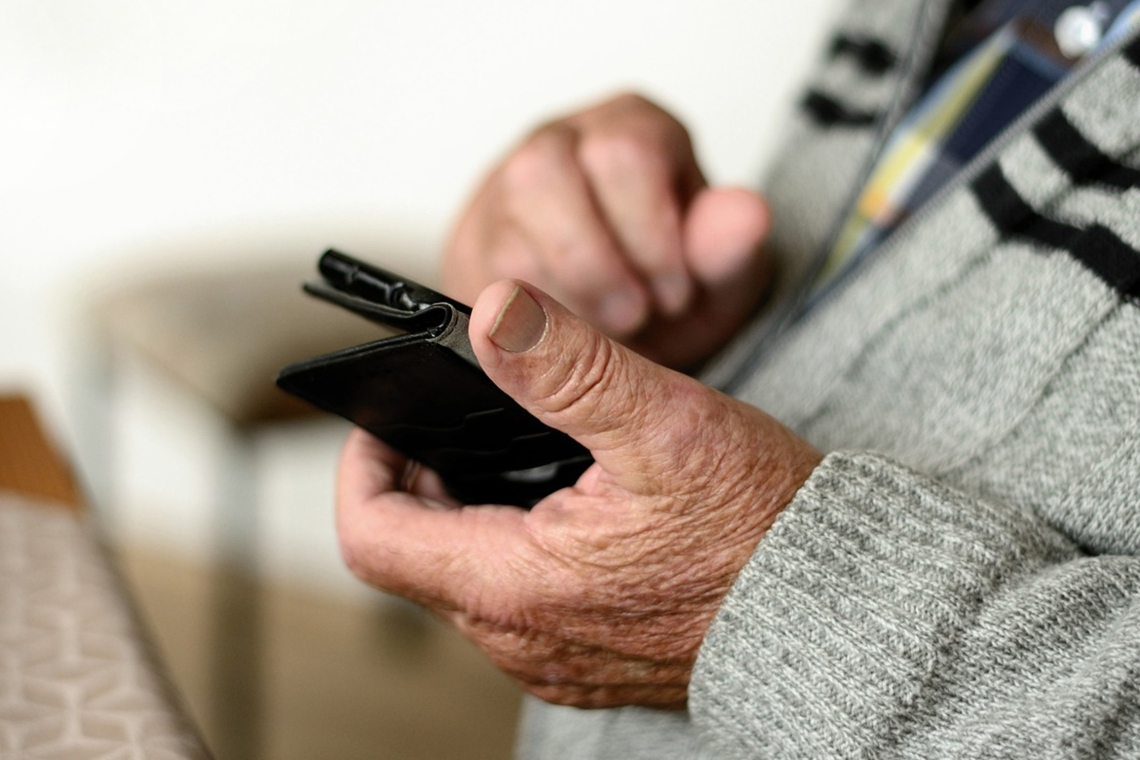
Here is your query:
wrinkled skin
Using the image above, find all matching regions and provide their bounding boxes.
[442,93,774,371]
[336,281,821,709]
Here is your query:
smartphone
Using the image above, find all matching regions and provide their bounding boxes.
[276,250,592,506]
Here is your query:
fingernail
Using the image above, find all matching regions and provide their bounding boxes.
[599,288,644,334]
[489,285,547,353]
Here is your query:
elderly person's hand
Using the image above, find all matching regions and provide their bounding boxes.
[441,93,773,371]
[336,280,820,709]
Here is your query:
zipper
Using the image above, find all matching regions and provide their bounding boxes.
[722,13,1140,395]
[720,0,954,394]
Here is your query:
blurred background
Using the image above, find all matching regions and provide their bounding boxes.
[0,0,837,757]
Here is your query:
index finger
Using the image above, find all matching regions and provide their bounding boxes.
[569,95,706,316]
[576,128,702,317]
[500,126,651,336]
[335,429,531,609]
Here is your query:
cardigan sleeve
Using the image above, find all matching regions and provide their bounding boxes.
[690,451,1140,759]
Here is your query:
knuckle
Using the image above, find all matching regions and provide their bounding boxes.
[501,127,574,194]
[578,129,658,178]
[537,327,621,420]
[601,90,656,114]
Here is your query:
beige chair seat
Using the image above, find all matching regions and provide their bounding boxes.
[98,264,385,427]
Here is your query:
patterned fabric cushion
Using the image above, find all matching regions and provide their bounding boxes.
[0,493,209,759]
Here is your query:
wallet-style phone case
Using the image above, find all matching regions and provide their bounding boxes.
[276,249,592,506]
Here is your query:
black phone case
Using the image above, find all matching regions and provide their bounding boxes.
[276,250,592,506]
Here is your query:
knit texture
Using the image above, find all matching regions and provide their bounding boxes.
[517,2,1140,757]
[692,454,1140,758]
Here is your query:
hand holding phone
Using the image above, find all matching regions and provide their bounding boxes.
[276,250,592,507]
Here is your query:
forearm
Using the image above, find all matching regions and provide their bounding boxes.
[692,452,1140,759]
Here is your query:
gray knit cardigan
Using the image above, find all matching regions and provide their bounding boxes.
[517,1,1140,757]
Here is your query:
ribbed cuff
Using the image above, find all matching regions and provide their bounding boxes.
[689,451,1077,759]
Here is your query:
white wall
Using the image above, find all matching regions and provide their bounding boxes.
[0,0,838,595]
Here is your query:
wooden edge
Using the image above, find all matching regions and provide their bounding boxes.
[0,395,84,513]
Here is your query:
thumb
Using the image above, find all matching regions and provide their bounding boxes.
[470,280,721,493]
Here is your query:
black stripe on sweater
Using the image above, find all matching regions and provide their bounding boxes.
[1123,35,1140,69]
[1032,110,1140,190]
[829,34,897,74]
[801,90,880,128]
[971,165,1140,298]
[1075,225,1140,296]
[971,165,1075,245]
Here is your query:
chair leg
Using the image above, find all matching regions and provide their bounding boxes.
[207,428,264,760]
